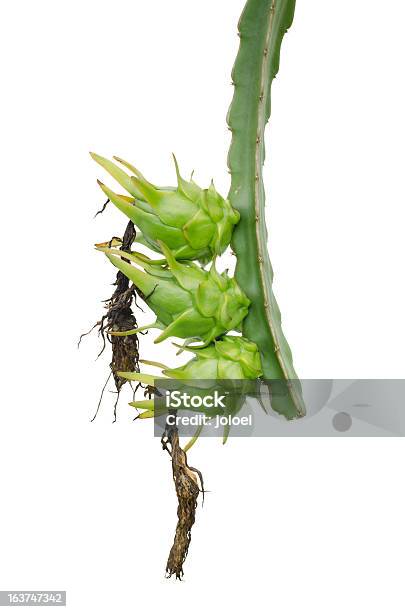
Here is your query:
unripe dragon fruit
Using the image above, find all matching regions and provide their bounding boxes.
[97,241,250,345]
[91,152,240,262]
[162,336,262,380]
[116,336,262,422]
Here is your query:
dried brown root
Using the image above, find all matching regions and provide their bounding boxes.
[94,197,110,217]
[162,421,204,579]
[104,222,138,379]
[80,219,144,421]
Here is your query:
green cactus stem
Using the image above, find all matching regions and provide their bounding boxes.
[227,0,305,419]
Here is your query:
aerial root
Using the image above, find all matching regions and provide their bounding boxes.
[162,422,204,579]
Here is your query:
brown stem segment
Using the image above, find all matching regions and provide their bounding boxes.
[162,416,203,579]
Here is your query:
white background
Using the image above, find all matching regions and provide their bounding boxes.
[1,0,405,610]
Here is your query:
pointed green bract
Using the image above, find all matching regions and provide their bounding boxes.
[117,372,155,385]
[131,399,154,410]
[90,152,145,199]
[103,253,158,297]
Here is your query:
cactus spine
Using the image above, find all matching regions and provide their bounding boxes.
[227,0,305,418]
